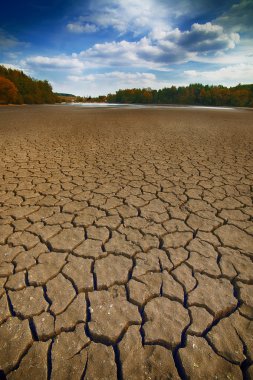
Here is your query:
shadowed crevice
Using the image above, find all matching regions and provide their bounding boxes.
[113,345,123,380]
[47,339,53,380]
[29,318,39,341]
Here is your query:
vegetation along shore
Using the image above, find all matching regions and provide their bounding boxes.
[0,65,252,107]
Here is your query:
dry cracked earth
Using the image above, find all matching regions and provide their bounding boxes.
[0,105,253,380]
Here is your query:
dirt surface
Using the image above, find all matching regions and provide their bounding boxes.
[0,104,253,379]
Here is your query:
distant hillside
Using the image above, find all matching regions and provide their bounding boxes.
[0,65,57,104]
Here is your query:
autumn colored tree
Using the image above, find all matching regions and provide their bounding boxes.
[0,77,18,104]
[0,65,57,104]
[230,89,251,107]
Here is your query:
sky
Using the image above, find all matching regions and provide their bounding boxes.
[0,0,253,96]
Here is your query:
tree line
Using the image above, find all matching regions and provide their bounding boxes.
[106,84,253,107]
[1,65,252,107]
[0,65,58,104]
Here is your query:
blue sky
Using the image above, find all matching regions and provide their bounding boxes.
[0,0,253,96]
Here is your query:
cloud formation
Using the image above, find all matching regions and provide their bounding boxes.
[66,0,240,37]
[184,63,253,85]
[67,0,172,36]
[22,20,240,76]
[23,56,84,71]
[77,22,239,68]
[170,22,239,51]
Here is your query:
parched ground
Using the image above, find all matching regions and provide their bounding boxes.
[0,105,253,380]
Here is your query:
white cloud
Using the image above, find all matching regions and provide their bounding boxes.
[66,0,250,40]
[79,37,177,69]
[67,0,172,36]
[184,64,253,86]
[68,71,156,83]
[67,23,98,33]
[152,22,240,52]
[77,22,239,69]
[22,56,84,72]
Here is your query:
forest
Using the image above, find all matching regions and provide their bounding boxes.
[106,84,253,107]
[0,65,57,104]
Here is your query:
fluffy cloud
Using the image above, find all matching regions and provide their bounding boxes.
[184,64,253,85]
[79,37,178,69]
[174,22,239,51]
[78,22,239,68]
[67,0,171,36]
[150,22,240,54]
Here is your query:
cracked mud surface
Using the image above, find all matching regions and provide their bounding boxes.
[0,105,253,379]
